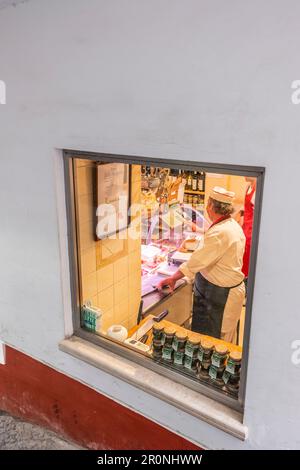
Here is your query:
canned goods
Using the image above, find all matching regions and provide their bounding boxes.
[172,332,187,352]
[162,345,173,362]
[152,322,164,342]
[211,344,228,368]
[184,354,198,371]
[209,364,226,387]
[225,350,242,374]
[163,327,176,347]
[184,334,200,358]
[198,339,214,362]
[173,351,185,365]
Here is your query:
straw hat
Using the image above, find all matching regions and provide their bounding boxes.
[210,186,235,204]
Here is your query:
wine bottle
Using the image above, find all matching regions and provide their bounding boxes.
[202,172,206,192]
[187,172,192,189]
[198,172,204,191]
[192,171,198,191]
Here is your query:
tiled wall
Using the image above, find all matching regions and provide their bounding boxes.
[74,159,141,334]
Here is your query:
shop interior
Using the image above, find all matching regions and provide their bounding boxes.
[73,158,256,398]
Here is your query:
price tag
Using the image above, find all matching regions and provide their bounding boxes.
[222,370,231,384]
[184,356,193,369]
[209,366,217,380]
[225,360,236,374]
[172,337,179,351]
[198,349,204,361]
[185,344,197,357]
[162,347,172,360]
[211,354,221,367]
[174,352,184,365]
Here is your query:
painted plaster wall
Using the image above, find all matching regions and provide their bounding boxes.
[0,0,300,449]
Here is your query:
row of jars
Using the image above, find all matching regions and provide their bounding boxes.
[152,323,242,395]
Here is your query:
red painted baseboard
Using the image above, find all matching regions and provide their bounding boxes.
[0,346,200,450]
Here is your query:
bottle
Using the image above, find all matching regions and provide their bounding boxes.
[196,195,202,212]
[211,345,229,367]
[225,351,242,374]
[185,334,200,358]
[198,172,204,191]
[163,327,177,346]
[198,339,214,381]
[187,172,192,190]
[191,171,197,191]
[200,172,206,192]
[172,332,188,353]
[223,350,242,396]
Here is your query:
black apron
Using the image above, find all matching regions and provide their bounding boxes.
[190,215,244,338]
[191,273,244,339]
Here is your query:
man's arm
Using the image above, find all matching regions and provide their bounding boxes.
[158,230,229,292]
[157,269,185,292]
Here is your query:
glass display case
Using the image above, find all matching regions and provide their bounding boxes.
[141,200,210,246]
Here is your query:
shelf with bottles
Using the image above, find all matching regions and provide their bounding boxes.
[185,170,206,193]
[184,189,205,195]
[184,192,205,209]
[140,166,206,214]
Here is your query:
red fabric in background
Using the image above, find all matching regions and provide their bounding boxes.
[242,185,256,277]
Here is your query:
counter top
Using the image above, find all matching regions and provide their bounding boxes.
[142,272,187,315]
[141,252,190,314]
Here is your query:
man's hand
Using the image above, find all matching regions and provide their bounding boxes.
[157,276,176,293]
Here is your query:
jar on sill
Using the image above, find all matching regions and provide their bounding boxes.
[198,339,214,362]
[209,364,226,388]
[162,344,173,363]
[152,338,163,354]
[225,371,240,385]
[225,384,239,398]
[163,327,176,347]
[199,358,212,371]
[173,350,185,366]
[211,344,228,368]
[172,332,188,353]
[225,350,242,375]
[223,371,240,396]
[152,323,164,342]
[198,363,210,381]
[185,334,200,358]
[152,349,163,360]
[184,354,198,372]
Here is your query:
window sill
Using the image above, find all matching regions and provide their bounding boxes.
[59,336,248,441]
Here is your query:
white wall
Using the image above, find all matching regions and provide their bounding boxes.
[0,0,300,449]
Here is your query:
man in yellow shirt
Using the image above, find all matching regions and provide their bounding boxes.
[158,187,246,342]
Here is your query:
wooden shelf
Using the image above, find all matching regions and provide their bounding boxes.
[129,315,242,354]
[184,189,205,195]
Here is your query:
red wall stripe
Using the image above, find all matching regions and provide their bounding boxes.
[0,346,200,450]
